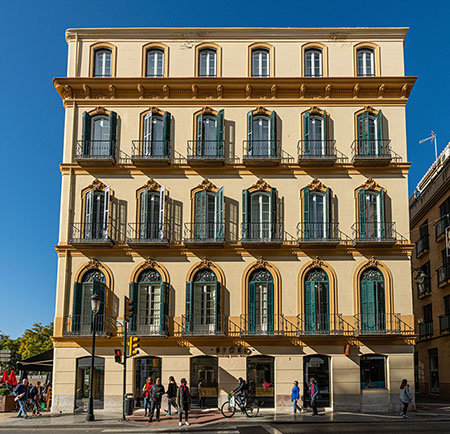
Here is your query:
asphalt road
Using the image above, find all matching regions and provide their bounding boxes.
[1,421,450,433]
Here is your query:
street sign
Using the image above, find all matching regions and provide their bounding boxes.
[0,350,11,354]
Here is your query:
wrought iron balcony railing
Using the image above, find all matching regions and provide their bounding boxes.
[184,222,225,244]
[415,235,429,258]
[241,222,284,243]
[437,265,450,287]
[354,313,404,335]
[434,215,450,240]
[63,314,114,337]
[418,321,433,338]
[352,222,397,244]
[181,314,225,336]
[297,140,337,164]
[351,139,392,164]
[75,140,116,162]
[70,222,114,245]
[242,140,281,161]
[131,140,170,162]
[129,315,169,336]
[439,314,450,333]
[297,222,341,244]
[297,313,350,336]
[417,277,431,297]
[240,314,284,336]
[127,222,169,245]
[187,140,225,161]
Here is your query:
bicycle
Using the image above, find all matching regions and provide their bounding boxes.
[221,393,259,418]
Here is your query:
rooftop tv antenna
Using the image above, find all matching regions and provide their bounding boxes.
[419,131,438,161]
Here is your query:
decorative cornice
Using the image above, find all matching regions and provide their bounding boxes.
[86,258,102,270]
[361,177,381,191]
[255,257,269,269]
[306,178,327,191]
[363,256,379,270]
[144,178,161,191]
[87,178,106,191]
[249,178,272,192]
[196,178,218,192]
[199,257,213,269]
[310,256,324,269]
[143,257,158,269]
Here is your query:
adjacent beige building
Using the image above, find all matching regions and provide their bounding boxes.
[52,27,416,413]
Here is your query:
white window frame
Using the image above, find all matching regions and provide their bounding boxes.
[305,49,322,77]
[199,49,217,77]
[146,49,164,77]
[252,49,270,77]
[94,49,112,77]
[357,49,375,77]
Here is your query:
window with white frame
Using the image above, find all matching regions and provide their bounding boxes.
[304,49,322,77]
[251,49,270,77]
[146,49,164,77]
[94,49,112,77]
[199,49,217,77]
[357,48,375,77]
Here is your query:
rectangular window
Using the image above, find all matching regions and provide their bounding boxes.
[445,295,450,314]
[423,304,432,323]
[428,348,440,394]
[360,355,386,389]
[420,220,429,238]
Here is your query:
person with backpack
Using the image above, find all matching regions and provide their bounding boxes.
[148,378,165,423]
[399,379,413,418]
[142,377,153,417]
[309,377,319,415]
[30,381,43,416]
[292,380,302,414]
[232,377,250,405]
[177,378,191,426]
[165,376,178,416]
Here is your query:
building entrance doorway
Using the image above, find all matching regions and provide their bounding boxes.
[303,355,330,408]
[247,355,274,408]
[190,356,218,408]
[75,356,104,411]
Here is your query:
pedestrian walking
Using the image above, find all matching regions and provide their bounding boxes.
[142,377,153,417]
[292,380,302,414]
[148,378,165,423]
[13,379,29,419]
[399,379,413,418]
[309,378,319,415]
[177,377,191,426]
[30,381,43,416]
[165,376,178,416]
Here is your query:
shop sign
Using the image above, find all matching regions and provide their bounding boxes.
[212,346,252,356]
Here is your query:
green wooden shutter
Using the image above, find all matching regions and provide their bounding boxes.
[109,111,117,157]
[270,188,277,240]
[360,280,368,331]
[304,281,314,331]
[376,110,383,154]
[216,109,224,158]
[72,282,82,332]
[304,111,310,154]
[322,282,330,331]
[85,189,94,239]
[196,113,203,156]
[129,282,138,333]
[247,110,253,155]
[215,186,224,240]
[242,189,249,239]
[102,186,110,239]
[367,281,376,330]
[159,186,165,240]
[357,112,369,155]
[270,111,277,156]
[379,189,385,239]
[160,282,169,334]
[214,281,221,333]
[323,110,327,142]
[81,112,91,156]
[303,188,310,239]
[325,188,331,239]
[140,189,149,239]
[358,189,366,239]
[248,281,256,333]
[185,281,193,333]
[163,111,171,157]
[195,190,206,239]
[267,281,274,333]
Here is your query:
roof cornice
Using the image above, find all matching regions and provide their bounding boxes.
[65,27,409,42]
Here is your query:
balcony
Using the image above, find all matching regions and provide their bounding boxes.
[241,222,284,245]
[184,222,225,246]
[439,313,450,333]
[187,140,225,165]
[297,313,353,336]
[129,315,169,337]
[354,313,405,335]
[297,140,337,166]
[352,222,397,247]
[181,314,225,336]
[351,139,392,166]
[131,140,170,165]
[417,277,431,298]
[418,321,433,339]
[415,235,429,258]
[75,140,116,165]
[434,215,450,241]
[437,265,450,287]
[240,314,284,337]
[297,222,341,247]
[69,222,114,246]
[63,314,114,337]
[126,222,169,247]
[242,140,281,165]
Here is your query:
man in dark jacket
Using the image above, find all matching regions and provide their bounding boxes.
[232,377,249,405]
[309,377,319,415]
[30,381,43,416]
[148,378,165,422]
[14,379,29,418]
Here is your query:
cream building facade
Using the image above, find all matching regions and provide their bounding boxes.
[52,27,416,413]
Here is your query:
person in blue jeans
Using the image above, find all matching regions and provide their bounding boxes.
[292,380,302,414]
[14,379,29,418]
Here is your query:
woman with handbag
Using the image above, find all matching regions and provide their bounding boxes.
[142,377,153,417]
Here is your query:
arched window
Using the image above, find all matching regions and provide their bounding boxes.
[248,268,274,334]
[360,354,386,388]
[247,109,278,158]
[304,49,322,77]
[357,109,384,156]
[146,48,164,77]
[185,269,221,335]
[80,110,117,160]
[193,187,223,241]
[303,187,331,240]
[94,48,112,77]
[304,268,329,333]
[84,185,111,241]
[198,49,217,77]
[72,269,106,334]
[304,110,327,156]
[139,188,164,240]
[357,48,375,77]
[358,188,385,240]
[360,268,386,332]
[195,110,225,158]
[251,48,269,77]
[139,109,171,159]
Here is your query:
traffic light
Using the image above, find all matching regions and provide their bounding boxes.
[129,336,140,357]
[125,296,133,322]
[114,349,122,364]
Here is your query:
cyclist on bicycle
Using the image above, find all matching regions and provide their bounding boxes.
[232,377,249,405]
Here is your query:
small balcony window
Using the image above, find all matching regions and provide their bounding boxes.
[198,49,217,77]
[251,48,269,77]
[304,49,322,77]
[357,48,375,77]
[146,49,164,77]
[94,49,112,77]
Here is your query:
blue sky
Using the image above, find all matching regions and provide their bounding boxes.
[1,0,449,338]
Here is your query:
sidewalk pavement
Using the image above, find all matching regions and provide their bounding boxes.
[1,404,450,430]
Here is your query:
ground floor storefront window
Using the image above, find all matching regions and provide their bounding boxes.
[247,355,274,408]
[190,356,218,408]
[75,356,104,411]
[135,357,162,407]
[428,349,440,394]
[360,354,386,389]
[303,355,330,407]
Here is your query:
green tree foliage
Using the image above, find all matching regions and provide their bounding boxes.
[0,333,21,372]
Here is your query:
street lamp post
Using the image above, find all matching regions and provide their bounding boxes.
[86,293,101,422]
